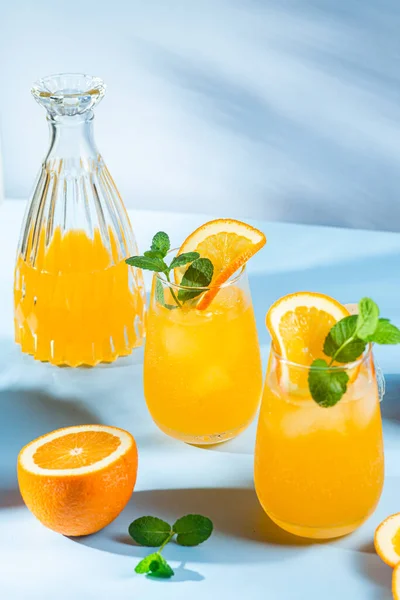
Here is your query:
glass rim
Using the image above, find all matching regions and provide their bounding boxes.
[270,342,373,370]
[31,73,106,98]
[155,248,246,291]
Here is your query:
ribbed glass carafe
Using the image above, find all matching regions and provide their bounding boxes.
[14,73,145,366]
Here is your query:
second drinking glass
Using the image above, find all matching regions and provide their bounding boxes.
[254,345,384,539]
[144,264,263,444]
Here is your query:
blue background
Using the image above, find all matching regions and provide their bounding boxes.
[0,0,399,230]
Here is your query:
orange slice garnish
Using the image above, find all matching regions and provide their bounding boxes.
[176,218,266,309]
[266,292,351,392]
[375,513,400,568]
[18,424,138,536]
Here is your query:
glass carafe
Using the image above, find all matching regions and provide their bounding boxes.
[14,73,145,366]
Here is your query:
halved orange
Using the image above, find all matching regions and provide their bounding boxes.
[266,292,350,392]
[18,424,138,536]
[393,563,400,599]
[375,513,400,568]
[175,218,266,309]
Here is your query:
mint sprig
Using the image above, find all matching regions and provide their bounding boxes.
[125,231,214,308]
[134,552,174,578]
[177,258,214,303]
[308,359,349,408]
[129,514,213,578]
[309,297,400,407]
[323,315,366,363]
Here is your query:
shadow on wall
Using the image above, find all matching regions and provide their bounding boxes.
[1,0,399,230]
[248,249,400,346]
[127,0,400,230]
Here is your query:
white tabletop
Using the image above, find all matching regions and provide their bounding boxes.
[1,201,400,599]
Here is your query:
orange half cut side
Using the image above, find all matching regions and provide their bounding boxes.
[17,424,138,536]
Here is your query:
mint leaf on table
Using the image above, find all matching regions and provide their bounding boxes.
[135,552,174,578]
[130,513,213,579]
[173,514,213,546]
[135,553,161,574]
[129,516,172,547]
[177,258,214,303]
[151,231,170,257]
[308,359,349,408]
[170,252,200,269]
[356,297,380,340]
[323,315,366,363]
[365,318,400,344]
[148,554,175,578]
[125,255,168,273]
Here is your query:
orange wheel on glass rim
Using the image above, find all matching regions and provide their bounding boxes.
[266,292,351,392]
[18,424,138,536]
[175,219,266,310]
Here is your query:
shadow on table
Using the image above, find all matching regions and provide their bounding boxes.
[74,487,315,566]
[354,552,392,600]
[0,388,99,506]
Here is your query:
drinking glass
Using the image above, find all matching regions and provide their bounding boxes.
[254,346,384,539]
[144,264,263,444]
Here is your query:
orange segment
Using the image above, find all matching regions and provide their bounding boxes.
[375,513,400,568]
[176,219,266,310]
[266,292,350,392]
[18,425,138,536]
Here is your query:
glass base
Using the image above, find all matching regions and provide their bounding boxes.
[153,419,253,445]
[15,338,143,368]
[267,511,369,539]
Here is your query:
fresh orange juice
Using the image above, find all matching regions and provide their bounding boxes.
[254,350,384,538]
[14,227,145,366]
[144,278,262,444]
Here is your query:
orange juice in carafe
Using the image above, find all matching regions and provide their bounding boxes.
[14,74,145,366]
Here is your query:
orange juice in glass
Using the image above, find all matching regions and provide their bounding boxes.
[254,292,384,539]
[15,227,145,366]
[255,347,384,538]
[144,265,262,444]
[140,219,265,444]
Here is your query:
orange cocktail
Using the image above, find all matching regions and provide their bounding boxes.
[254,292,384,539]
[144,267,262,444]
[254,347,384,539]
